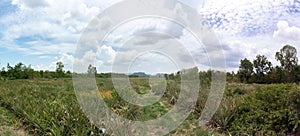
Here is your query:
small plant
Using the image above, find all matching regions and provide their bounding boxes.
[211,97,238,133]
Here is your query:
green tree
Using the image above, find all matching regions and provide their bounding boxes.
[253,55,272,83]
[275,45,298,72]
[14,62,24,79]
[275,45,298,82]
[56,61,65,78]
[39,70,44,78]
[87,64,97,75]
[168,73,175,80]
[237,58,253,83]
[269,66,283,83]
[293,65,300,83]
[0,67,5,77]
[23,64,34,79]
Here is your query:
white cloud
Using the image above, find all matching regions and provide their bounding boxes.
[96,45,116,65]
[2,0,300,73]
[0,0,106,56]
[273,21,300,41]
[33,53,74,71]
[12,0,49,8]
[73,50,96,72]
[199,0,300,37]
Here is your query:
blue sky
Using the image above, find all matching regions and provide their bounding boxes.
[0,0,300,73]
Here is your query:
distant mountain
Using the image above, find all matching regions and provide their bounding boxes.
[130,72,150,77]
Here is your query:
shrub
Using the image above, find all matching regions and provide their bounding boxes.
[229,84,300,135]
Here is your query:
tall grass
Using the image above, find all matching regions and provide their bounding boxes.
[0,78,298,135]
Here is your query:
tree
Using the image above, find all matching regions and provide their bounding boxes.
[237,58,254,83]
[0,67,5,77]
[269,66,283,83]
[23,65,34,79]
[168,73,175,80]
[275,45,298,72]
[14,62,24,79]
[293,65,300,83]
[56,61,65,78]
[253,55,272,83]
[87,64,97,75]
[226,71,236,83]
[40,70,44,78]
[275,45,298,82]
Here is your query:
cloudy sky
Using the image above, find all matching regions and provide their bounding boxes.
[0,0,300,74]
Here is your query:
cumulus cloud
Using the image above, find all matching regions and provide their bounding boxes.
[96,45,117,65]
[109,32,198,74]
[2,0,300,73]
[0,0,104,56]
[273,21,300,41]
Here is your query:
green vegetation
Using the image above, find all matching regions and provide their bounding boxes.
[211,83,300,135]
[234,45,300,84]
[0,78,299,135]
[0,44,299,135]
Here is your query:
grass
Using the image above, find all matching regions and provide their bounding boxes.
[0,78,299,135]
[0,106,27,135]
[0,78,212,135]
[0,79,96,135]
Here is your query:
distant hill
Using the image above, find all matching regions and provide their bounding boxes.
[129,72,150,77]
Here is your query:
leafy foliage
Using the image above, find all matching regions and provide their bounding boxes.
[230,84,300,135]
[237,58,254,83]
[253,55,272,83]
[235,45,299,84]
[275,45,298,73]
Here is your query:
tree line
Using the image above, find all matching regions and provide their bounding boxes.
[0,61,112,80]
[227,45,300,84]
[1,45,298,83]
[0,62,70,79]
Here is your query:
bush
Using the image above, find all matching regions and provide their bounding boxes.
[229,84,300,135]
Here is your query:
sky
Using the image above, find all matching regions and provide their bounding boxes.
[0,0,300,74]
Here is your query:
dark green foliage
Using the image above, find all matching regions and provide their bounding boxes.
[253,55,272,83]
[275,45,298,83]
[275,45,298,73]
[5,63,34,79]
[55,61,65,78]
[293,65,300,83]
[269,66,284,83]
[0,62,73,80]
[237,58,254,83]
[235,45,299,84]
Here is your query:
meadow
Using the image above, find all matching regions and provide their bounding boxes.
[0,78,299,135]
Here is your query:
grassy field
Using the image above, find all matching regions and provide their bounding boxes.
[0,78,299,135]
